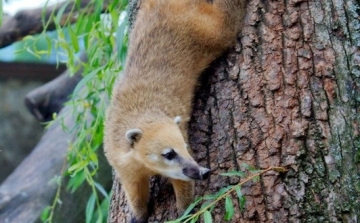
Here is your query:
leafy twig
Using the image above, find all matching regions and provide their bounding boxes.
[169,166,287,223]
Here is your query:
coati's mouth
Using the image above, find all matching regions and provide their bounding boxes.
[182,166,211,180]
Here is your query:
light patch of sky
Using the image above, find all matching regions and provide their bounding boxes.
[3,0,60,15]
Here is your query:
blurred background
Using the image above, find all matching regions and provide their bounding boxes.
[0,0,66,183]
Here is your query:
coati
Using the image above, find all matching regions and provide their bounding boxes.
[104,0,246,222]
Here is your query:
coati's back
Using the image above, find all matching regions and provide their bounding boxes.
[115,0,246,115]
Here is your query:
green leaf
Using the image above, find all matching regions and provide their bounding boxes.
[215,185,232,197]
[40,206,51,221]
[235,185,246,211]
[241,163,257,171]
[252,175,260,183]
[110,10,119,29]
[67,171,86,192]
[220,170,246,178]
[96,197,111,222]
[204,211,212,223]
[74,13,84,34]
[181,198,201,218]
[202,193,217,200]
[0,0,3,27]
[25,48,41,59]
[68,160,87,173]
[73,66,104,96]
[172,214,191,222]
[224,196,234,221]
[89,152,99,166]
[41,0,52,27]
[69,26,80,53]
[116,12,128,59]
[86,193,96,223]
[200,201,215,211]
[55,2,70,25]
[94,182,109,200]
[45,36,52,56]
[190,215,199,223]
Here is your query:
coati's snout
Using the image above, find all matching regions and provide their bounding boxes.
[182,166,211,180]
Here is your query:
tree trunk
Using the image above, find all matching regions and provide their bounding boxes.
[108,0,360,222]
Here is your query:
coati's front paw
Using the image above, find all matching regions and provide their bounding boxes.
[130,216,148,223]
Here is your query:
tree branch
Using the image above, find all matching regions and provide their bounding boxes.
[24,54,86,122]
[0,0,109,49]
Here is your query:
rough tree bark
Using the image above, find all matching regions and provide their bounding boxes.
[108,0,360,222]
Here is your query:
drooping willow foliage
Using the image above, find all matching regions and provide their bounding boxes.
[26,1,130,222]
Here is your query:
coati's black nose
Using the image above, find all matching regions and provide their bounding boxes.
[183,166,211,180]
[200,167,211,180]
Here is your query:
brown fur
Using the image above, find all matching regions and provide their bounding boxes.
[104,0,246,222]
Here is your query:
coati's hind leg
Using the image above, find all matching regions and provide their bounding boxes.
[189,0,246,52]
[213,0,246,34]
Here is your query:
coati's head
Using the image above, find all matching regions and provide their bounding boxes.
[125,116,210,181]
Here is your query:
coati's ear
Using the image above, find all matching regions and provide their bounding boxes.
[125,129,143,145]
[174,116,181,125]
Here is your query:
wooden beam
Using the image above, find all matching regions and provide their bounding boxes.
[0,61,66,81]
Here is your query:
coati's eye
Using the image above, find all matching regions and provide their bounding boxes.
[162,149,177,160]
